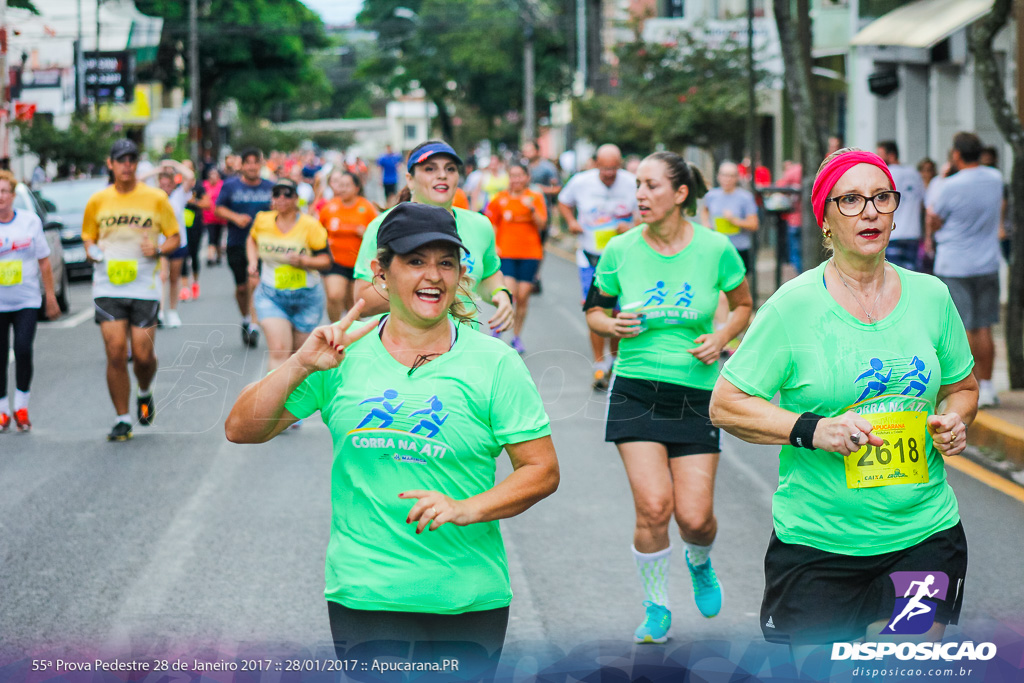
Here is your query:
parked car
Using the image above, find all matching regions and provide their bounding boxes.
[37,177,110,282]
[13,182,69,317]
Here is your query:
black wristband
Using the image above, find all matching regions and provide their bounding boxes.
[789,412,823,449]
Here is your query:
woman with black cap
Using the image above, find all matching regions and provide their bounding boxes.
[352,140,514,333]
[226,202,558,671]
[246,177,331,377]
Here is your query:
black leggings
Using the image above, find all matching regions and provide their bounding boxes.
[327,601,508,679]
[182,226,203,279]
[0,307,38,397]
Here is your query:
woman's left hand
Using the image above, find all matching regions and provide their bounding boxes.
[689,333,726,365]
[44,293,60,320]
[285,252,304,268]
[928,412,967,457]
[488,290,514,333]
[399,490,477,534]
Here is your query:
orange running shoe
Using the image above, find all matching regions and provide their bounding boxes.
[179,285,192,302]
[191,281,200,299]
[0,412,10,432]
[14,408,31,432]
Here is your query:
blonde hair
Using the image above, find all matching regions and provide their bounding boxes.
[0,170,18,193]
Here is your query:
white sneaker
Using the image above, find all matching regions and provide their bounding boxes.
[978,386,1000,409]
[165,310,182,328]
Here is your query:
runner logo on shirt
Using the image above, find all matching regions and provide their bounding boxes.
[853,357,932,402]
[882,571,948,635]
[626,280,701,328]
[350,390,452,462]
[462,254,475,275]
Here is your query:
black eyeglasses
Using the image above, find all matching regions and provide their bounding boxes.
[272,188,296,198]
[826,191,901,217]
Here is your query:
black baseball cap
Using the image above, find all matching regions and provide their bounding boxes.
[109,139,139,161]
[378,203,468,255]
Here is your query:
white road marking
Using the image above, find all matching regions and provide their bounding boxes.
[47,308,93,329]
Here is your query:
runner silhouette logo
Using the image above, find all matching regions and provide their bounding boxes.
[883,571,948,635]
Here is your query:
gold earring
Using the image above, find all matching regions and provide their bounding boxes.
[824,229,832,238]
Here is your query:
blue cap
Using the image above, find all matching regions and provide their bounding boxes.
[409,142,463,168]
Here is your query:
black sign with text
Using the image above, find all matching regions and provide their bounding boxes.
[82,50,135,103]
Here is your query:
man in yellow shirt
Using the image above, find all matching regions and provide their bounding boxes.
[82,139,181,441]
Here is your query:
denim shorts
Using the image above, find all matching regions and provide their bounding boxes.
[253,282,325,333]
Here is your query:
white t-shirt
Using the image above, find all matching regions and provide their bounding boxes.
[166,186,189,248]
[0,209,51,312]
[932,165,1004,277]
[888,163,925,241]
[558,169,638,263]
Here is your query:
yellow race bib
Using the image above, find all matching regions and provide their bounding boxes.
[274,265,307,290]
[0,260,23,286]
[594,227,619,251]
[845,410,929,489]
[107,260,139,286]
[713,216,741,236]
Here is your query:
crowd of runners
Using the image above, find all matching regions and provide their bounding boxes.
[3,131,993,674]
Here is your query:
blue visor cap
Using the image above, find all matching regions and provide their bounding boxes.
[410,142,464,169]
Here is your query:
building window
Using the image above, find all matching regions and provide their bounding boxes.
[404,124,417,140]
[663,0,684,17]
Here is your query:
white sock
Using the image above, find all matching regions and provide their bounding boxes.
[685,541,713,567]
[979,379,994,394]
[116,413,131,425]
[633,545,672,609]
[242,315,252,326]
[14,390,29,411]
[138,388,152,399]
[0,395,8,415]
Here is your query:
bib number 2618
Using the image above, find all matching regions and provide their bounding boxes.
[844,410,929,489]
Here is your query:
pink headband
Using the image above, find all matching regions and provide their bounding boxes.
[811,151,896,228]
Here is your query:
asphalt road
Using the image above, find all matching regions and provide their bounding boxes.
[4,251,1024,678]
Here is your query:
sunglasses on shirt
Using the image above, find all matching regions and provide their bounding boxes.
[272,188,296,198]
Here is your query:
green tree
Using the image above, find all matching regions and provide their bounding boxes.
[135,0,331,121]
[11,114,117,178]
[573,30,769,157]
[971,0,1024,387]
[356,0,573,145]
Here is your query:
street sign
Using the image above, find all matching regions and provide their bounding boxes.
[81,50,135,103]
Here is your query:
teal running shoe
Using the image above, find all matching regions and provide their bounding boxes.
[633,600,671,644]
[686,551,722,618]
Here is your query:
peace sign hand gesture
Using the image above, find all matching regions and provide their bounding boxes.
[294,300,376,373]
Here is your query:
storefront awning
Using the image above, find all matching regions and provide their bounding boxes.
[851,0,993,49]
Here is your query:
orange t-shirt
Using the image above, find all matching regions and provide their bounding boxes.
[453,187,470,210]
[486,189,547,260]
[318,197,379,267]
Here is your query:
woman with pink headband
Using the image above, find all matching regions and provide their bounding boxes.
[708,148,979,659]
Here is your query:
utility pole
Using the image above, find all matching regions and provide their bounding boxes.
[746,0,758,303]
[575,0,586,95]
[1,0,8,164]
[76,0,85,113]
[523,15,535,142]
[189,0,200,167]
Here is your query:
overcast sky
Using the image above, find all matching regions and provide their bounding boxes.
[301,0,363,26]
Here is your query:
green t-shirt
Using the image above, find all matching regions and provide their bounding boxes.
[284,316,551,613]
[353,206,502,314]
[720,262,974,556]
[593,224,746,389]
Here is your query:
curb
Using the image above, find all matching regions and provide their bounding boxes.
[969,410,1024,470]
